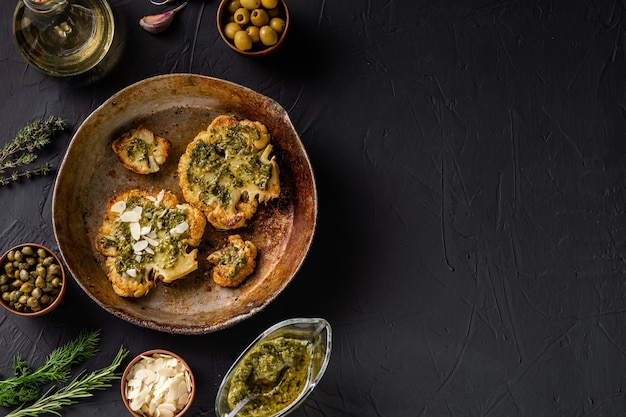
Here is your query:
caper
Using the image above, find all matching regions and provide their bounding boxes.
[36,265,46,278]
[42,256,54,267]
[26,257,36,266]
[11,279,23,288]
[35,276,45,288]
[19,269,29,282]
[0,285,8,293]
[18,294,28,305]
[49,264,61,276]
[32,287,43,299]
[259,25,278,46]
[250,9,269,27]
[40,294,51,305]
[2,292,10,302]
[4,262,13,274]
[26,297,39,308]
[0,275,7,286]
[19,282,34,294]
[13,251,23,262]
[7,250,15,262]
[51,277,61,288]
[37,248,46,258]
[234,30,253,51]
[21,246,33,256]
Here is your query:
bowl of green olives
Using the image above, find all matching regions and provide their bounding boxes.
[217,0,289,57]
[0,243,66,316]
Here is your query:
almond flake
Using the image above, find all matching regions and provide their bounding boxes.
[133,240,149,252]
[111,201,127,213]
[130,222,141,240]
[120,211,141,222]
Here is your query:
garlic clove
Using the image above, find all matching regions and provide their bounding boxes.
[139,1,188,34]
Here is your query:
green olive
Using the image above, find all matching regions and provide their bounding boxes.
[239,0,260,10]
[233,30,253,51]
[246,25,260,43]
[269,17,285,33]
[259,25,278,46]
[233,8,250,25]
[267,7,281,18]
[227,0,241,13]
[261,0,278,8]
[250,9,269,27]
[224,22,242,39]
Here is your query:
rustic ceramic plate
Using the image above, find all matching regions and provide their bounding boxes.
[52,74,317,334]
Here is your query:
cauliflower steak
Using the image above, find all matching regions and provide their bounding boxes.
[208,234,258,287]
[177,115,280,230]
[95,189,206,297]
[112,126,171,174]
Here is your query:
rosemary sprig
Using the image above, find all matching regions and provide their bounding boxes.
[5,346,129,417]
[0,116,67,186]
[0,330,100,407]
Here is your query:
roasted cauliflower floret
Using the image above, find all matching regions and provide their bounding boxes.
[177,115,280,230]
[95,189,206,298]
[112,126,171,174]
[208,234,257,287]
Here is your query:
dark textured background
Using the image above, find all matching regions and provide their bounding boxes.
[2,0,626,416]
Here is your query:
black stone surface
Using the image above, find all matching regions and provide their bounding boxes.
[2,1,626,416]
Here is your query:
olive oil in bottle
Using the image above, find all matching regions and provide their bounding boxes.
[13,0,115,77]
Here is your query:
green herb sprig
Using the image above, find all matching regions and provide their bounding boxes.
[0,329,100,407]
[0,116,67,186]
[5,346,129,417]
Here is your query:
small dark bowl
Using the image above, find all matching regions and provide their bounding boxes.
[121,349,195,417]
[217,0,290,57]
[0,243,66,317]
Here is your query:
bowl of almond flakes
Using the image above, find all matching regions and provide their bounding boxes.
[121,349,195,417]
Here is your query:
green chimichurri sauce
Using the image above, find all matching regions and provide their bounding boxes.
[227,337,312,417]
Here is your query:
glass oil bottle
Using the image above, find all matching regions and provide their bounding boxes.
[13,0,115,77]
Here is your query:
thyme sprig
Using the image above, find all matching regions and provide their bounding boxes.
[5,346,129,417]
[0,330,100,407]
[0,116,67,186]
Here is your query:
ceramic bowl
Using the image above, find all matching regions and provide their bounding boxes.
[121,349,195,417]
[0,243,66,316]
[215,317,332,417]
[217,0,290,57]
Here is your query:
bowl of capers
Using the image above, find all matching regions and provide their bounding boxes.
[217,0,289,57]
[0,243,66,316]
